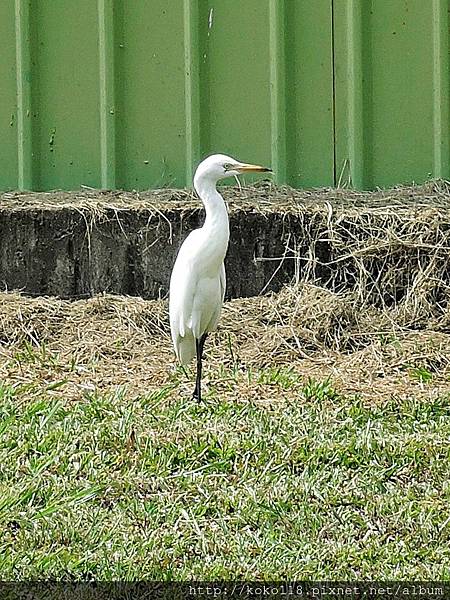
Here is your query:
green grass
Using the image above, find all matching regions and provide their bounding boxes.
[1,369,450,580]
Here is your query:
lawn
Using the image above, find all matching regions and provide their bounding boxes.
[0,286,449,579]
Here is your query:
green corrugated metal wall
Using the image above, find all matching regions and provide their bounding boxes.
[1,0,449,191]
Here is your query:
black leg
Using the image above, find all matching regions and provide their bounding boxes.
[193,332,208,401]
[193,338,201,400]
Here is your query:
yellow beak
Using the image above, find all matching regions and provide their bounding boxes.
[235,163,272,173]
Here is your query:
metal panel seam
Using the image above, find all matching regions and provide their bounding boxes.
[345,0,364,188]
[183,0,200,187]
[98,0,116,189]
[432,0,450,178]
[269,0,286,183]
[14,0,32,190]
[331,0,337,186]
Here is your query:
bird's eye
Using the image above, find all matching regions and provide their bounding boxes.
[223,163,233,171]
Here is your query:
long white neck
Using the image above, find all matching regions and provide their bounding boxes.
[193,173,230,243]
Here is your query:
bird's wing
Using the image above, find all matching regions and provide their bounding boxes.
[169,231,202,360]
[220,262,226,303]
[169,276,197,363]
[170,232,226,357]
[205,262,226,333]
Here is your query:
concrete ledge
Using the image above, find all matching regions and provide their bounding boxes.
[1,183,449,301]
[0,198,296,300]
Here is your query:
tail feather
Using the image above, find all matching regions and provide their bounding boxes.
[176,331,196,365]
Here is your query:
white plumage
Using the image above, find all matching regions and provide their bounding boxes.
[169,153,271,400]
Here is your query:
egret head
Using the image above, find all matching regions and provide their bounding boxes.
[194,153,272,185]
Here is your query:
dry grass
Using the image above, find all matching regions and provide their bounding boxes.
[1,282,449,406]
[1,179,449,401]
[2,179,450,213]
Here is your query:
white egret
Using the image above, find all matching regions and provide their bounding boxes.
[169,154,271,401]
